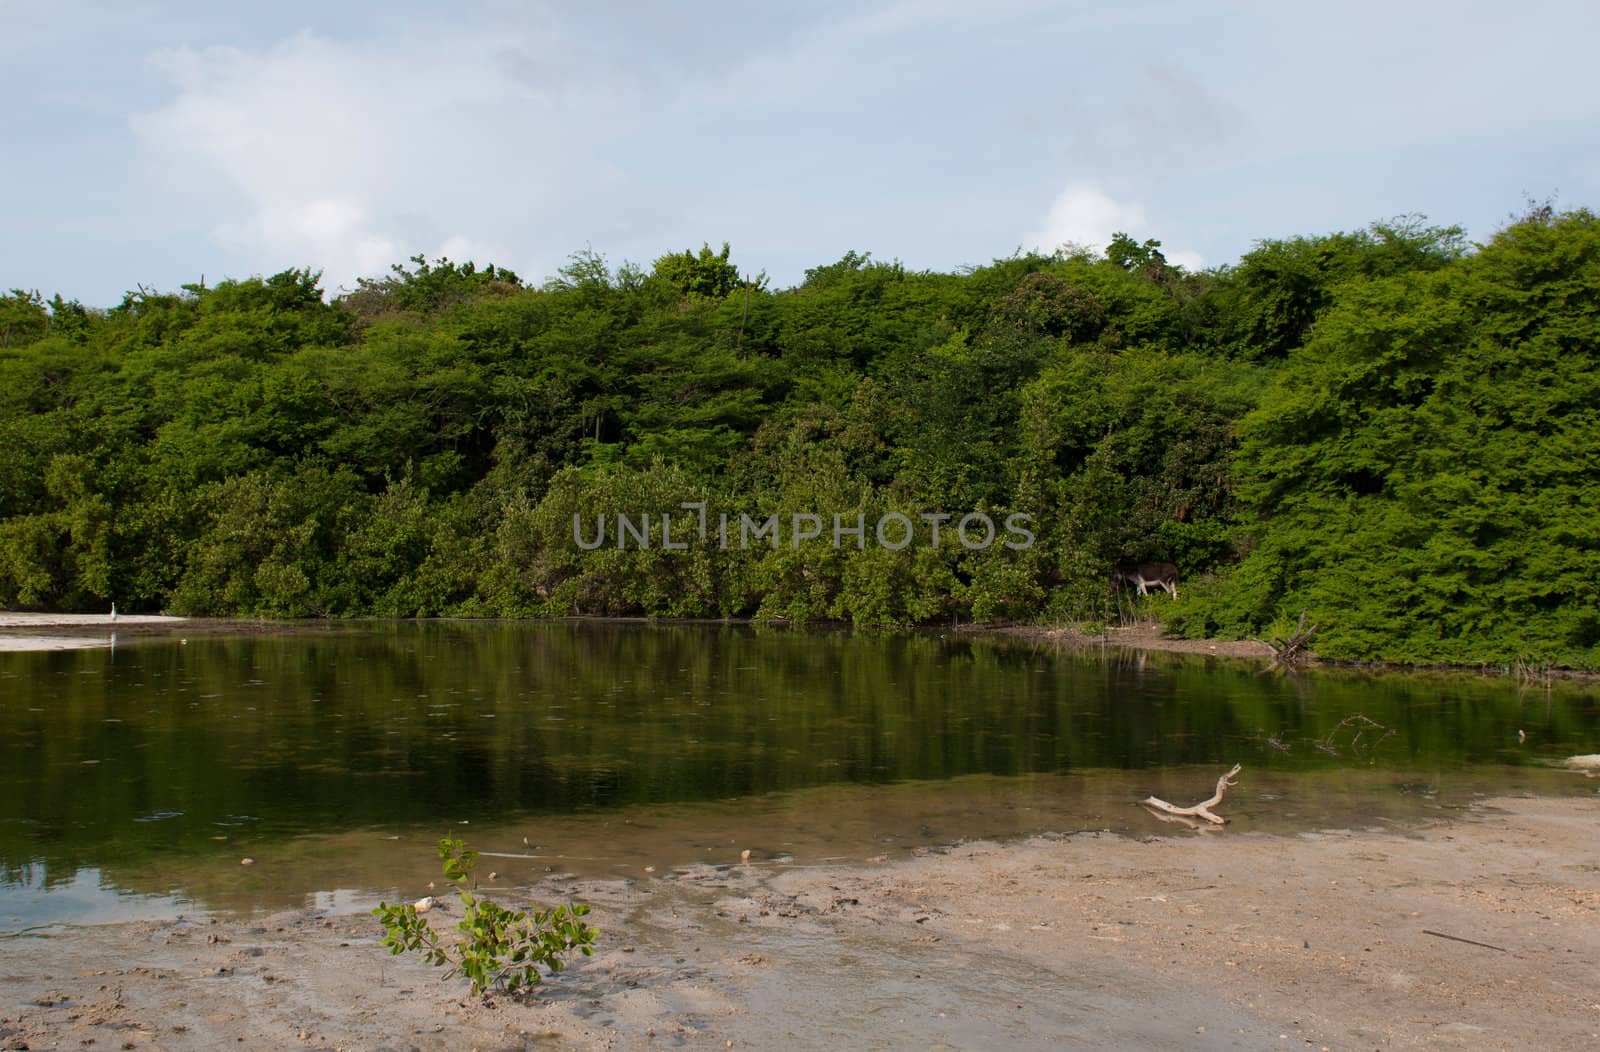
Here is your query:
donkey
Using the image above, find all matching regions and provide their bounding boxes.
[1110,561,1179,599]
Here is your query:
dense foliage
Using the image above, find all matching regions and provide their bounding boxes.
[1,210,1595,665]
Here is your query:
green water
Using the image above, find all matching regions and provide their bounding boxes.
[2,621,1597,927]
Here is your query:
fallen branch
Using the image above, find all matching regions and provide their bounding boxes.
[1142,764,1242,826]
[1260,610,1318,669]
[1422,929,1510,954]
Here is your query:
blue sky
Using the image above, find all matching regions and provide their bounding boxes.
[3,0,1596,305]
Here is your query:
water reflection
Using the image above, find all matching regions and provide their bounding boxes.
[1,621,1596,924]
[1,863,198,931]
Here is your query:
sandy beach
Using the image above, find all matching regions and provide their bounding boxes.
[0,613,186,628]
[0,612,188,652]
[3,794,1597,1050]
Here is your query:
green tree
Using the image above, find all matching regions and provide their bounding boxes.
[652,241,753,299]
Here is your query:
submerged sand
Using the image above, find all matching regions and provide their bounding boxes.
[3,795,1597,1050]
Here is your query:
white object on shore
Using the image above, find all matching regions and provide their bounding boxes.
[1564,754,1600,770]
[110,602,117,622]
[413,896,436,913]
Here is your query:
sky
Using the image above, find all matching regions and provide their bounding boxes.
[2,0,1597,306]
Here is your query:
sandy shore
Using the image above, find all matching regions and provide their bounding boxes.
[0,613,186,628]
[0,612,188,652]
[4,795,1597,1050]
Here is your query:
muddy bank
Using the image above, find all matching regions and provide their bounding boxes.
[983,620,1274,660]
[4,795,1597,1050]
[986,622,1600,684]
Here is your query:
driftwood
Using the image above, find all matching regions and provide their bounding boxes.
[1565,754,1600,774]
[1261,610,1317,669]
[1142,809,1222,832]
[1142,764,1242,826]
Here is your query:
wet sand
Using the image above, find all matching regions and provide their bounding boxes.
[4,794,1597,1050]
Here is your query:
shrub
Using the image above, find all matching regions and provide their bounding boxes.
[373,836,598,995]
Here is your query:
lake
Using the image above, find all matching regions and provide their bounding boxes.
[2,621,1595,930]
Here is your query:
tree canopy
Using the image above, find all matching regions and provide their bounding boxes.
[1,215,1594,667]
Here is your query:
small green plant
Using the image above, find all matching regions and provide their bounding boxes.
[373,836,598,995]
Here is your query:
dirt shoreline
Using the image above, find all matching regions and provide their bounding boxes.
[4,795,1597,1050]
[981,620,1274,660]
[974,622,1600,684]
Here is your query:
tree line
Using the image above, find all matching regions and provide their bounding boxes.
[1,208,1595,666]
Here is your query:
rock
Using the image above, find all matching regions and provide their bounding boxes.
[239,858,254,866]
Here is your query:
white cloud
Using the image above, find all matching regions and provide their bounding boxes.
[1025,184,1145,256]
[1165,248,1206,271]
[130,26,622,294]
[1025,183,1204,269]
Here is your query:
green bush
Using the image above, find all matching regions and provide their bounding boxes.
[373,836,598,996]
